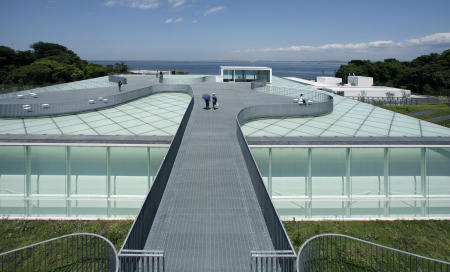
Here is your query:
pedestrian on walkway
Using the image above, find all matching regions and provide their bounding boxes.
[118,80,122,92]
[212,93,218,110]
[202,94,211,110]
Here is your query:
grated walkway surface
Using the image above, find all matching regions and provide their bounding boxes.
[143,82,291,271]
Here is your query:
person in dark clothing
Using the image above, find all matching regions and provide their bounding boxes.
[159,71,163,83]
[212,93,218,110]
[118,80,122,92]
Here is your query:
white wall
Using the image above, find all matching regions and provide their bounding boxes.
[316,77,342,86]
[348,76,373,87]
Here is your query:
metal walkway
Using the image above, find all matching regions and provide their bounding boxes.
[142,82,291,271]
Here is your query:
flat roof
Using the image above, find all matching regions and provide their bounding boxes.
[0,74,449,139]
[220,66,271,70]
[242,77,450,137]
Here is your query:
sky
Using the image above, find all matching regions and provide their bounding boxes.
[0,0,449,61]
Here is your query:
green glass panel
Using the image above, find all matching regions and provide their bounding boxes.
[273,200,306,218]
[389,148,421,195]
[428,200,450,217]
[149,147,168,177]
[0,146,25,195]
[312,201,345,218]
[351,148,384,196]
[250,148,269,177]
[70,200,107,218]
[110,147,148,196]
[272,148,308,196]
[0,199,26,216]
[30,200,66,217]
[350,200,384,218]
[427,148,450,196]
[110,199,143,218]
[389,200,422,217]
[312,148,346,196]
[70,147,107,195]
[30,146,66,195]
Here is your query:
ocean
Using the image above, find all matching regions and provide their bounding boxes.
[90,60,346,80]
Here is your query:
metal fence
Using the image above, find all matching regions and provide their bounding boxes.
[119,87,193,265]
[348,96,448,105]
[0,233,118,272]
[236,94,334,271]
[258,85,330,103]
[251,80,267,89]
[297,234,450,272]
[0,83,192,118]
[119,250,164,272]
[251,250,296,272]
[161,75,216,84]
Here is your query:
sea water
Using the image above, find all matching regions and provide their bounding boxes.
[90,60,346,79]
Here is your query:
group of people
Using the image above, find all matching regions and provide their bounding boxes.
[203,93,218,110]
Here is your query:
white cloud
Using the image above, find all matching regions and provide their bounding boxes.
[192,19,198,24]
[165,17,183,23]
[204,6,224,16]
[104,0,159,9]
[168,0,185,8]
[261,33,450,53]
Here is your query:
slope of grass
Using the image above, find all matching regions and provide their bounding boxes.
[381,103,450,127]
[1,219,449,263]
[0,219,133,252]
[284,220,450,261]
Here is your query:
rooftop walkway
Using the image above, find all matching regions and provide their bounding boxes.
[143,82,292,271]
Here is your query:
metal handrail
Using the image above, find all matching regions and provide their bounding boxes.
[297,233,450,272]
[251,250,296,272]
[0,82,192,118]
[119,250,164,271]
[258,85,330,103]
[120,86,194,251]
[0,233,118,272]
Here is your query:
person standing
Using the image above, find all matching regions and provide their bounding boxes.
[118,80,122,92]
[212,93,218,110]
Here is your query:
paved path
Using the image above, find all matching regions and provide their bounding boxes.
[407,110,436,117]
[426,115,450,122]
[143,82,291,271]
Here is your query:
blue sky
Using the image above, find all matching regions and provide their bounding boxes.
[0,0,449,61]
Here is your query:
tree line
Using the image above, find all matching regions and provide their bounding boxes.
[0,42,128,89]
[335,49,450,96]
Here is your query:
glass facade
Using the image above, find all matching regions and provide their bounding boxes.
[251,146,450,219]
[0,145,168,218]
[222,69,270,82]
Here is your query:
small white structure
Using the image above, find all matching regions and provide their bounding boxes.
[316,77,342,86]
[348,76,373,87]
[325,86,411,98]
[220,66,272,83]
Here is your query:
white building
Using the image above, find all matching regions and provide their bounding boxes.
[316,77,342,86]
[220,66,272,83]
[348,76,373,87]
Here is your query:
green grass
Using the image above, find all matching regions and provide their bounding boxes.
[1,219,449,263]
[381,103,450,128]
[284,220,450,261]
[0,219,133,253]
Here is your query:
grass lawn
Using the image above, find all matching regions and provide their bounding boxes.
[1,219,449,263]
[381,103,450,128]
[0,219,133,253]
[284,220,450,262]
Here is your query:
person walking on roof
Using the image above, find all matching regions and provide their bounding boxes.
[118,80,122,92]
[212,93,218,110]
